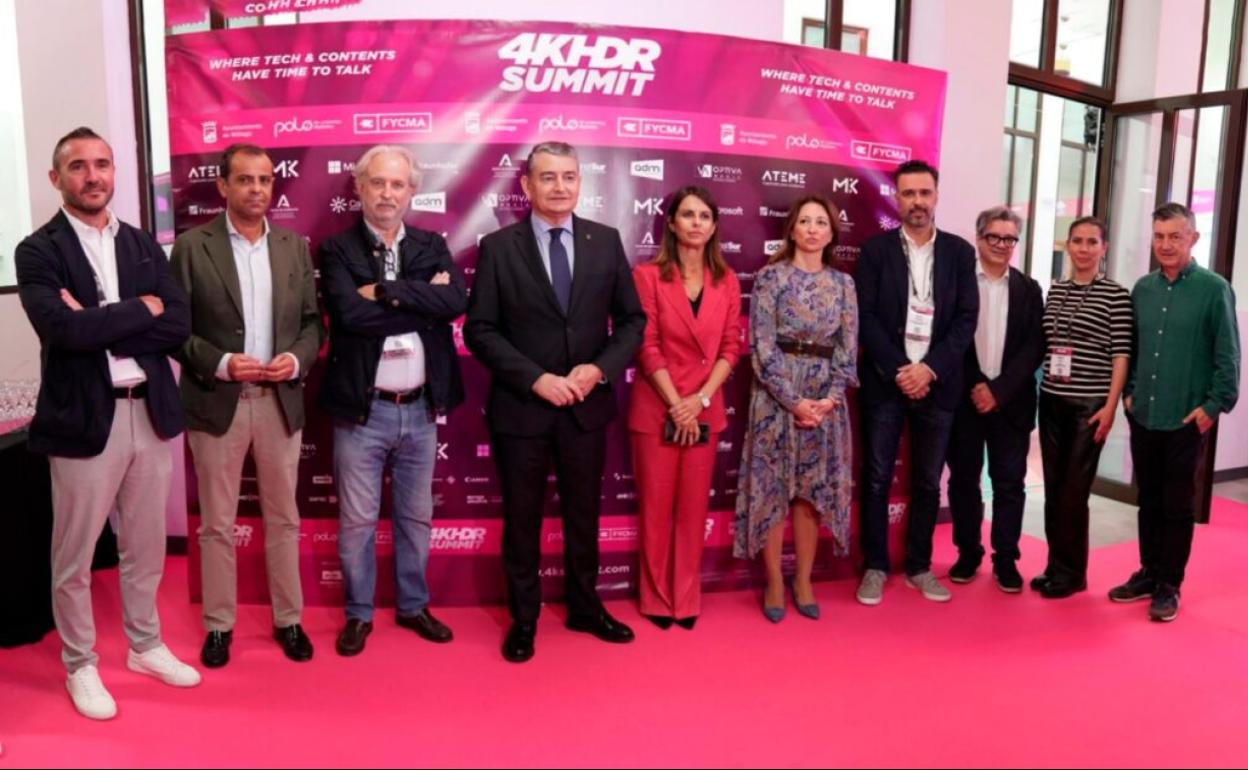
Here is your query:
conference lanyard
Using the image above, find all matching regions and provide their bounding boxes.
[1050,278,1097,382]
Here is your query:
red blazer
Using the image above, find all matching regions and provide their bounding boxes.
[628,262,742,434]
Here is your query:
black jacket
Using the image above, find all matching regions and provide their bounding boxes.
[857,228,979,412]
[16,211,190,457]
[464,214,646,436]
[962,266,1045,430]
[318,219,466,423]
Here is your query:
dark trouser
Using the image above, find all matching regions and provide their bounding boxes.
[1038,392,1106,585]
[946,406,1031,566]
[492,411,607,624]
[1128,417,1207,589]
[861,397,955,576]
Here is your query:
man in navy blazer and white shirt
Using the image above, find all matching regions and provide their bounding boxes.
[854,160,979,606]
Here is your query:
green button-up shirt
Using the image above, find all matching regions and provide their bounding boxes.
[1126,260,1240,431]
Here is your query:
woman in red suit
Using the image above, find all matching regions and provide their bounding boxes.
[630,186,742,630]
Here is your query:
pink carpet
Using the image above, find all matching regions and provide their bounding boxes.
[3,500,1247,768]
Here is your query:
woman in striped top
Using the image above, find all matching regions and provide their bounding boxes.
[1032,216,1133,598]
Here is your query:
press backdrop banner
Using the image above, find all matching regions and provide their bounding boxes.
[165,17,947,606]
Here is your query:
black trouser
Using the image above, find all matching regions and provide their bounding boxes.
[1128,417,1207,589]
[946,406,1031,566]
[1038,392,1106,585]
[492,412,608,624]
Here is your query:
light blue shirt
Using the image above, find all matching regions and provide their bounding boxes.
[217,214,299,380]
[531,213,575,282]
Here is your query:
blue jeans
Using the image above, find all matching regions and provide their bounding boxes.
[334,399,436,621]
[860,397,955,575]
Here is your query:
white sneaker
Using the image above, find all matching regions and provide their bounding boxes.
[127,644,202,687]
[66,665,118,720]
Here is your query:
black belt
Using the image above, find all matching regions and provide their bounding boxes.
[373,386,424,404]
[112,383,148,400]
[776,338,837,359]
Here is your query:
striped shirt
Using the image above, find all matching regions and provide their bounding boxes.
[1040,278,1133,398]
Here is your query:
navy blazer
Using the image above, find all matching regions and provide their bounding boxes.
[318,218,467,423]
[962,266,1045,431]
[16,211,190,457]
[464,214,646,437]
[857,228,979,411]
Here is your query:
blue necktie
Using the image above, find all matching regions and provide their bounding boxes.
[548,227,572,313]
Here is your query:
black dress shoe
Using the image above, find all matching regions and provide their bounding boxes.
[643,614,674,630]
[502,622,536,663]
[274,623,314,662]
[336,619,373,657]
[200,630,232,668]
[396,609,454,643]
[1029,573,1052,592]
[566,611,635,644]
[674,616,697,631]
[1039,579,1088,599]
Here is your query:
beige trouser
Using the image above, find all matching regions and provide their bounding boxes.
[187,389,303,631]
[50,399,172,673]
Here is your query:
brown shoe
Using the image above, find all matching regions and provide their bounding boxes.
[396,609,453,644]
[335,619,373,657]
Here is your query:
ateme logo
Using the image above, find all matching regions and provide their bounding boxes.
[634,197,664,216]
[430,526,488,552]
[785,133,836,151]
[830,177,859,195]
[498,32,661,97]
[538,114,606,133]
[617,117,690,142]
[353,112,433,135]
[763,239,785,256]
[273,159,300,179]
[696,164,743,183]
[232,524,254,548]
[187,165,219,184]
[630,159,664,181]
[411,192,446,214]
[761,169,807,188]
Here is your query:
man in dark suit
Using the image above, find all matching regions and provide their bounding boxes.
[16,127,198,720]
[855,160,979,606]
[945,206,1044,593]
[465,141,646,663]
[319,145,467,657]
[171,143,324,668]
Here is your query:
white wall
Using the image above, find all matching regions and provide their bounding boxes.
[908,0,1013,245]
[1116,0,1205,102]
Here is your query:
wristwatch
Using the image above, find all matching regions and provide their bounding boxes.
[698,392,711,409]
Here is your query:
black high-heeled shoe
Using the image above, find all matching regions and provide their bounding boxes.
[643,614,674,630]
[674,616,697,630]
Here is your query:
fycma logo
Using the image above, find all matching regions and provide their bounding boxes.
[850,140,912,163]
[498,32,661,97]
[617,117,690,141]
[353,112,433,135]
[633,197,664,216]
[696,164,743,183]
[762,169,807,188]
[630,159,664,181]
[411,192,446,214]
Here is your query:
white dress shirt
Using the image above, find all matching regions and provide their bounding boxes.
[369,222,426,392]
[902,227,936,364]
[62,207,147,386]
[974,260,1010,380]
[215,215,298,380]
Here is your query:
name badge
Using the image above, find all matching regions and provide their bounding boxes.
[382,335,417,360]
[1050,346,1074,381]
[905,302,935,344]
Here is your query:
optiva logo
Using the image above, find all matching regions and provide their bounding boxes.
[498,33,661,97]
[785,133,836,151]
[411,192,446,214]
[762,169,807,188]
[696,164,743,183]
[763,239,786,256]
[630,159,664,180]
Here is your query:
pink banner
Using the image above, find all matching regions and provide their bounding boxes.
[167,19,946,607]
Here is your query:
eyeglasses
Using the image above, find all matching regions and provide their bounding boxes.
[981,234,1020,247]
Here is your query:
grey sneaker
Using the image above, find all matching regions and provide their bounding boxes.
[905,571,952,602]
[856,569,887,606]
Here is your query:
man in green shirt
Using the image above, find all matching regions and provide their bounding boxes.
[1111,202,1240,622]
